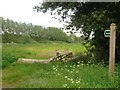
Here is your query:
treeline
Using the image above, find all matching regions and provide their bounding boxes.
[1,17,83,43]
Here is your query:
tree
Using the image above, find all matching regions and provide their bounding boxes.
[34,2,120,63]
[1,17,69,43]
[47,27,68,41]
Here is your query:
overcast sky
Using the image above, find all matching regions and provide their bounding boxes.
[0,0,65,28]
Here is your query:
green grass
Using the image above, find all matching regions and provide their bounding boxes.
[2,62,118,88]
[2,42,86,68]
[2,42,119,88]
[2,42,86,59]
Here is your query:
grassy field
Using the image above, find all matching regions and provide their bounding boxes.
[2,42,86,68]
[2,42,119,88]
[2,42,86,59]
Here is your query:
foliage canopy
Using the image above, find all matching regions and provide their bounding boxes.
[34,2,120,63]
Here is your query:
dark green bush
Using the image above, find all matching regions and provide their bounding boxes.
[2,54,19,68]
[2,60,10,68]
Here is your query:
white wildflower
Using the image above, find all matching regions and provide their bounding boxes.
[70,71,73,73]
[71,78,73,81]
[72,81,74,83]
[78,61,80,64]
[67,78,70,80]
[81,63,84,66]
[76,71,78,73]
[65,76,67,79]
[63,84,67,87]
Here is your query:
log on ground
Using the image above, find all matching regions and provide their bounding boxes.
[17,58,51,64]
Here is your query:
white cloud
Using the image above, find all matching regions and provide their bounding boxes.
[0,0,64,28]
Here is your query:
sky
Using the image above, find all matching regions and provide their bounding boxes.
[0,0,64,28]
[0,0,83,37]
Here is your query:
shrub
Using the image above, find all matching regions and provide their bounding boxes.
[19,35,34,44]
[2,60,10,68]
[2,54,19,68]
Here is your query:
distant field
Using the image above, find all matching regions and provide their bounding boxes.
[2,42,119,88]
[2,42,86,59]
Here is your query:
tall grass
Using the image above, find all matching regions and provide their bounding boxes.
[2,62,118,88]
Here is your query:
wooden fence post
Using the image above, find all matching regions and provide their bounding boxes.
[108,23,116,80]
